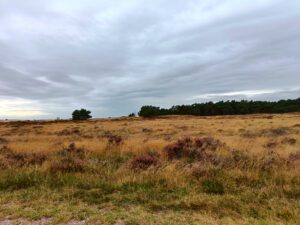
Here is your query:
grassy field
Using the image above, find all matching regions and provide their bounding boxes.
[0,114,299,225]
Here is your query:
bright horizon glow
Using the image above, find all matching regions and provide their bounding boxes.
[0,98,48,118]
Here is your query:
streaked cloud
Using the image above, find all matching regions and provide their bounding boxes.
[0,0,299,119]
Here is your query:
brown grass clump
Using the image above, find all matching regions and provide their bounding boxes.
[106,134,123,146]
[287,151,300,168]
[281,137,297,145]
[191,163,212,178]
[0,137,8,144]
[227,149,252,169]
[262,115,273,119]
[259,149,285,172]
[131,155,159,170]
[56,128,81,136]
[269,127,289,136]
[164,137,223,162]
[263,141,277,148]
[142,128,153,133]
[48,143,88,172]
[22,153,47,166]
[239,130,258,138]
[0,146,46,168]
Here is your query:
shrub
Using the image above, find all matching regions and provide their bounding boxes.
[128,113,136,117]
[194,137,221,150]
[131,155,159,170]
[49,143,87,172]
[281,137,296,145]
[164,137,192,160]
[56,128,81,136]
[287,151,300,168]
[142,128,152,133]
[146,150,160,158]
[164,137,222,161]
[269,127,289,136]
[260,149,284,171]
[107,134,123,146]
[191,163,210,178]
[202,179,224,195]
[264,141,277,148]
[72,108,92,120]
[0,146,46,168]
[26,153,47,165]
[228,149,252,169]
[0,137,8,145]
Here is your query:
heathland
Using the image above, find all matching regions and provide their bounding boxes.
[0,114,299,224]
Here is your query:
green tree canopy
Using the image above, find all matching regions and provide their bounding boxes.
[138,98,300,117]
[72,108,92,120]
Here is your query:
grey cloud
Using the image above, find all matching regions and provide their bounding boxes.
[0,0,299,119]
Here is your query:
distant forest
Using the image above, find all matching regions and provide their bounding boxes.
[138,98,300,117]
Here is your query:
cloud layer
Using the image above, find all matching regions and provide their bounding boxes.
[0,0,299,119]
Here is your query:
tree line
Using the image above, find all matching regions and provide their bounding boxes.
[138,98,300,117]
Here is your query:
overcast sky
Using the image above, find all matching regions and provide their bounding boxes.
[0,0,299,119]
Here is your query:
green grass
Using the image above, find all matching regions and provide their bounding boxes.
[0,143,299,224]
[0,164,298,224]
[202,179,224,195]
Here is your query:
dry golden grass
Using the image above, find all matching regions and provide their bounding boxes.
[0,113,299,225]
[1,113,299,156]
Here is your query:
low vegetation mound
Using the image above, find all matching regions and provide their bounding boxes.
[202,179,225,195]
[106,134,123,146]
[49,143,88,172]
[0,137,8,144]
[131,155,159,170]
[164,137,223,162]
[0,146,46,168]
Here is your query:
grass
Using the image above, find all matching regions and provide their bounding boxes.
[0,114,299,224]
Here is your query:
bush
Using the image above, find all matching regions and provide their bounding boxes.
[202,179,224,194]
[128,113,136,117]
[191,163,210,178]
[0,146,46,168]
[260,149,284,172]
[164,137,192,160]
[131,155,159,170]
[49,143,87,172]
[72,108,92,120]
[269,127,289,136]
[227,149,252,169]
[281,137,296,145]
[106,134,123,146]
[287,151,300,168]
[164,137,222,161]
[56,128,81,136]
[0,137,8,145]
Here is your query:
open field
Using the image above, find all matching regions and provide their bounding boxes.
[0,114,299,225]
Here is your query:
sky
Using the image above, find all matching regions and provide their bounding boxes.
[0,0,299,119]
